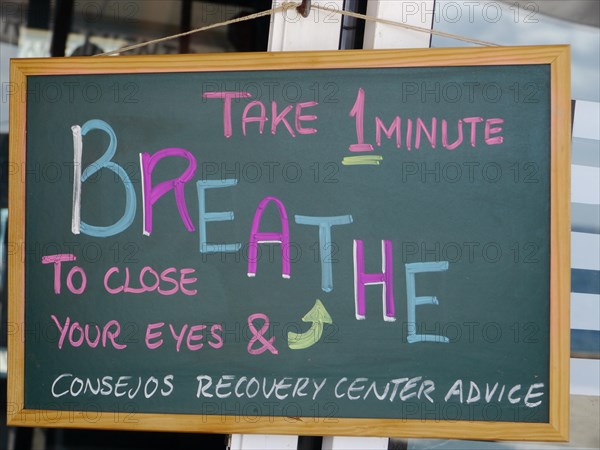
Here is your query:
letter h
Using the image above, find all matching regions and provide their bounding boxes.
[353,240,395,321]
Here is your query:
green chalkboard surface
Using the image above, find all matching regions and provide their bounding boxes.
[8,47,571,440]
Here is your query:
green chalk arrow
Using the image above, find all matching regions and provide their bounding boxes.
[288,299,333,350]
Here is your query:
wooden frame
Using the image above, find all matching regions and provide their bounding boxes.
[8,45,570,440]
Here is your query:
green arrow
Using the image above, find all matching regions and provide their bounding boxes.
[288,299,333,350]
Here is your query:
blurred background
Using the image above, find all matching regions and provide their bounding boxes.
[0,1,598,449]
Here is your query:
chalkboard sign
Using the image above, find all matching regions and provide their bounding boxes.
[8,46,571,441]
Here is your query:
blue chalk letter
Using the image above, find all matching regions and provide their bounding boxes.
[71,120,136,238]
[405,261,450,343]
[295,215,353,292]
[196,179,241,253]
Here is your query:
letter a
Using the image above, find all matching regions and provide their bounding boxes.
[247,197,291,279]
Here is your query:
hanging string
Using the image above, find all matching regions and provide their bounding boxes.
[94,2,297,56]
[312,3,498,47]
[94,1,497,57]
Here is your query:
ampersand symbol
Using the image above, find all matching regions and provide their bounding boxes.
[247,313,278,355]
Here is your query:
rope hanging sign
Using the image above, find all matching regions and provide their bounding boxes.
[8,0,570,442]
